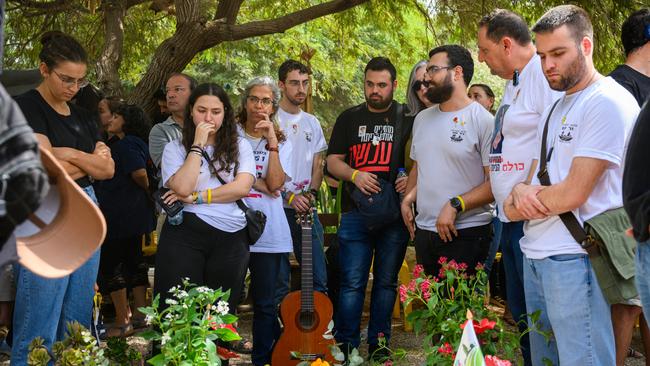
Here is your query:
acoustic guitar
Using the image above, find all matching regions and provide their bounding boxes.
[272,210,335,365]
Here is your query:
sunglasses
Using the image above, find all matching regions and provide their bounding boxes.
[412,80,430,93]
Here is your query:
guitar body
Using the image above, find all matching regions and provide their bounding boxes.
[272,290,335,365]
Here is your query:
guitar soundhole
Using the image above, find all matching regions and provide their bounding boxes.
[297,310,319,331]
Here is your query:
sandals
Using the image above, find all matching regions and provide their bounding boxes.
[228,338,253,354]
[100,323,134,340]
[627,347,644,358]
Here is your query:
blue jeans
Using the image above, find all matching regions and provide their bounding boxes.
[249,252,287,366]
[334,210,408,348]
[499,221,531,366]
[275,209,327,305]
[11,185,101,366]
[484,217,502,274]
[636,239,650,320]
[524,253,614,366]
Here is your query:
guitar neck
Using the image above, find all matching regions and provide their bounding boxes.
[300,223,314,313]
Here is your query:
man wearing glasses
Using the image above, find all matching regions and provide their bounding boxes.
[148,73,197,171]
[401,45,495,279]
[275,60,328,304]
[476,10,563,365]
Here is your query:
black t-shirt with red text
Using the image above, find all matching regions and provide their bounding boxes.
[327,102,413,211]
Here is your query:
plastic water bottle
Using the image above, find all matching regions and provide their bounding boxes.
[397,167,408,202]
[167,208,184,225]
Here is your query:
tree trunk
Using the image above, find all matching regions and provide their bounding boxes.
[95,0,127,97]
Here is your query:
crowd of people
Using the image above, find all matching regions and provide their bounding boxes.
[0,3,648,366]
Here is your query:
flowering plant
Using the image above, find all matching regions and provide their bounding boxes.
[139,278,240,365]
[27,322,109,366]
[399,259,520,365]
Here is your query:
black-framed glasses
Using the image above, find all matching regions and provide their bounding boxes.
[52,70,89,89]
[247,96,273,106]
[426,65,454,75]
[411,80,430,92]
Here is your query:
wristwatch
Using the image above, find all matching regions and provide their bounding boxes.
[450,196,463,212]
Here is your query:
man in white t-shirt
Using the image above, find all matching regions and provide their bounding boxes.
[504,5,640,365]
[401,45,495,280]
[477,10,563,365]
[275,60,329,303]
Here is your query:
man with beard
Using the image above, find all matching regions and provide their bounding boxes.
[504,5,639,365]
[477,10,563,366]
[326,57,412,362]
[400,45,495,280]
[275,60,328,303]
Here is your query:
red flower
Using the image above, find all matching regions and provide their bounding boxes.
[458,262,468,271]
[420,279,432,301]
[448,259,459,270]
[485,355,512,366]
[407,279,417,292]
[377,332,385,339]
[412,264,424,278]
[460,318,496,335]
[399,284,408,303]
[384,360,393,366]
[438,256,448,265]
[475,262,485,271]
[437,342,453,355]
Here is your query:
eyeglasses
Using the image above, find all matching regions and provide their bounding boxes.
[411,80,430,92]
[52,70,89,89]
[247,96,273,106]
[286,80,310,88]
[426,65,454,75]
[165,87,187,94]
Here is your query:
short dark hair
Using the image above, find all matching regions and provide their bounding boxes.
[532,5,593,44]
[114,104,151,142]
[364,57,397,82]
[428,45,474,86]
[278,60,311,82]
[470,83,495,99]
[621,8,650,56]
[153,88,166,101]
[39,31,87,68]
[167,72,198,91]
[479,9,532,46]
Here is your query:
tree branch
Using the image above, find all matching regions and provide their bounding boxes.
[214,0,244,23]
[202,0,369,46]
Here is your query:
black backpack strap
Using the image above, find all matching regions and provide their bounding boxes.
[388,103,405,183]
[537,100,593,249]
[202,150,250,213]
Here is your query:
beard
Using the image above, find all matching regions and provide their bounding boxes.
[548,51,588,91]
[286,92,306,106]
[365,91,393,110]
[425,73,454,104]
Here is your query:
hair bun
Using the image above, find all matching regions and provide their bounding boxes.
[40,30,67,47]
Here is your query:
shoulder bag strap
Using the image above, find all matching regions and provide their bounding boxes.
[202,150,250,213]
[537,100,590,246]
[388,103,404,183]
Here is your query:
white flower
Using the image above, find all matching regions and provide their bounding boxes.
[145,314,154,325]
[216,300,229,316]
[161,333,171,345]
[165,313,174,320]
[176,290,188,299]
[165,299,178,305]
[196,286,209,293]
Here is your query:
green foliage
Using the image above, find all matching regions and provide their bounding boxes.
[105,337,143,365]
[27,322,109,366]
[139,278,239,365]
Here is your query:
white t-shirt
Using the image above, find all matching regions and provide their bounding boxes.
[161,139,256,233]
[410,102,495,231]
[521,77,640,259]
[489,55,563,222]
[240,129,294,253]
[277,108,327,204]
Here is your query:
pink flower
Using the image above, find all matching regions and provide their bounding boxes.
[407,279,417,292]
[458,262,468,271]
[413,264,424,278]
[448,259,459,270]
[420,279,432,300]
[437,256,448,265]
[399,285,408,303]
[437,268,446,279]
[377,332,385,339]
[475,262,485,271]
[383,360,393,366]
[485,355,512,366]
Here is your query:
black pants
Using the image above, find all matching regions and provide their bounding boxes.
[153,212,250,312]
[414,223,492,278]
[98,235,149,294]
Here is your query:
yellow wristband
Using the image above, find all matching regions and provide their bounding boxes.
[192,191,198,203]
[351,170,359,183]
[456,195,466,212]
[288,193,296,205]
[207,188,212,204]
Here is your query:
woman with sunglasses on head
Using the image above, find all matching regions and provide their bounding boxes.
[12,31,115,363]
[95,104,155,338]
[404,61,435,172]
[237,76,293,366]
[153,83,255,317]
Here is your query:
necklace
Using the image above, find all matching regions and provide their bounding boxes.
[244,130,265,151]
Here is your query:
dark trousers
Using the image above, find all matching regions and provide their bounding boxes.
[414,223,492,278]
[249,252,287,366]
[153,212,249,312]
[98,235,149,294]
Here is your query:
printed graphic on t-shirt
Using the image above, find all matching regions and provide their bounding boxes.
[349,124,394,172]
[558,117,576,143]
[450,117,466,143]
[490,104,509,154]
